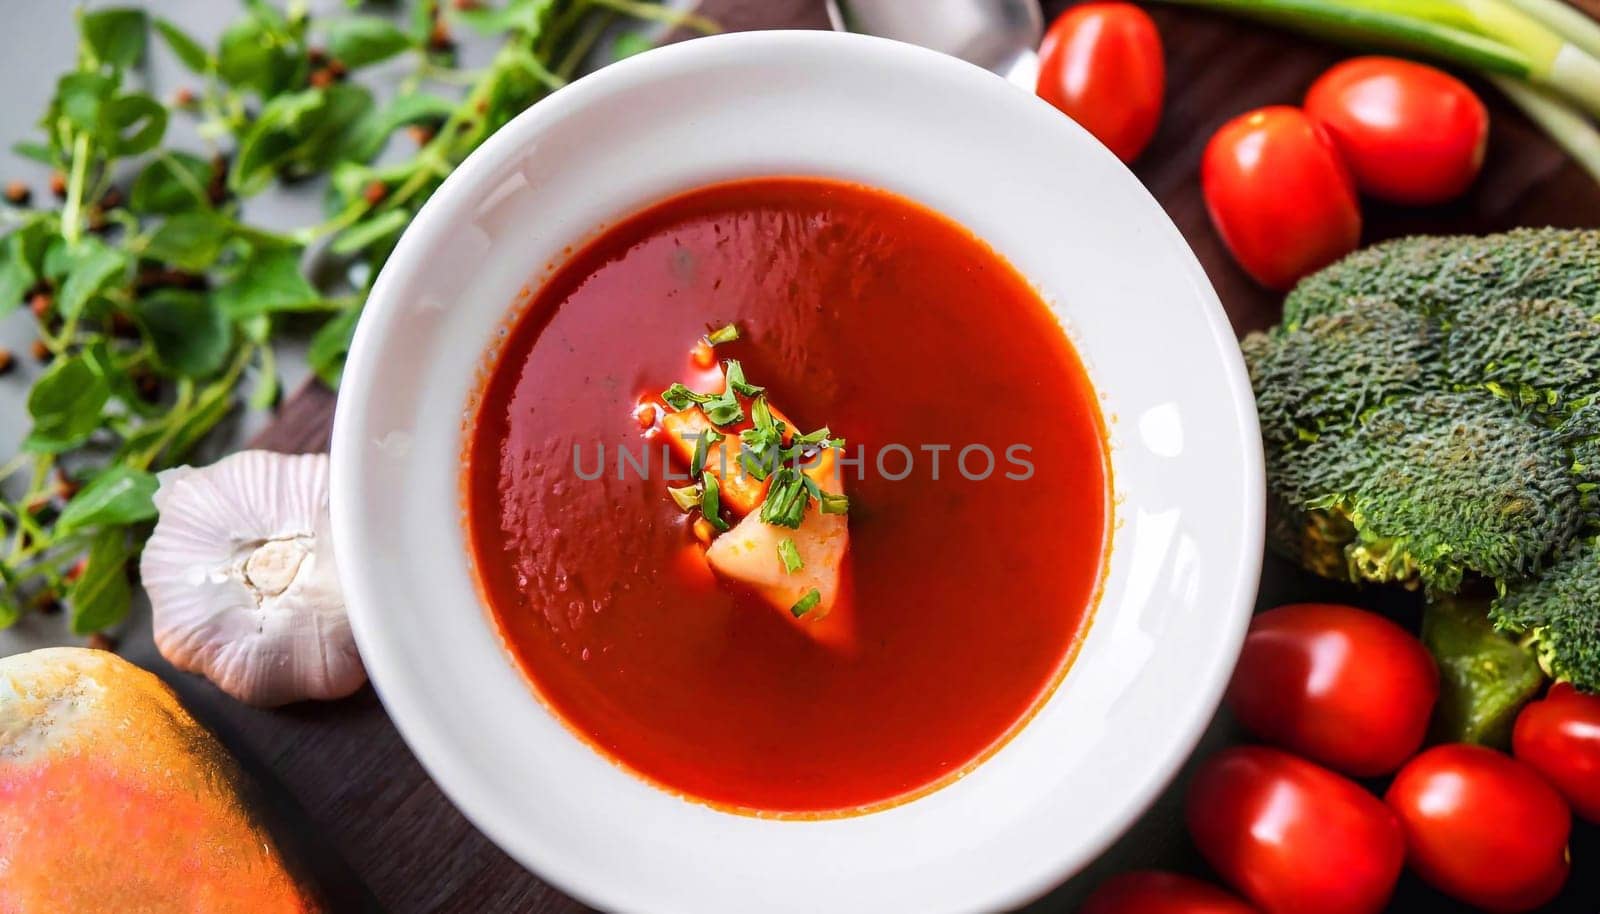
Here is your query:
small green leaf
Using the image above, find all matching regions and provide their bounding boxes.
[139,288,233,378]
[611,31,653,62]
[778,538,803,574]
[0,222,50,316]
[216,247,321,317]
[82,8,149,71]
[56,466,159,535]
[309,308,360,387]
[143,211,232,271]
[25,354,111,452]
[790,588,821,618]
[56,238,127,319]
[51,72,115,136]
[217,16,302,97]
[819,491,850,515]
[342,91,455,161]
[131,152,213,214]
[331,208,410,255]
[104,94,168,155]
[724,359,762,396]
[11,141,54,166]
[154,17,211,73]
[232,85,374,193]
[69,527,135,635]
[706,322,739,345]
[323,16,414,67]
[668,484,703,512]
[700,471,729,531]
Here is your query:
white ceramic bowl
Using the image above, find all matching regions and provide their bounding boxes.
[332,30,1263,914]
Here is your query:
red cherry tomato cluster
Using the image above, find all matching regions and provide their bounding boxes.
[1033,10,1490,291]
[1082,603,1600,914]
[1204,57,1488,289]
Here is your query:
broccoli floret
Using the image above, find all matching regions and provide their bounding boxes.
[1284,229,1600,329]
[1305,393,1582,591]
[1493,537,1600,692]
[1558,400,1600,492]
[1444,298,1600,414]
[1246,299,1443,449]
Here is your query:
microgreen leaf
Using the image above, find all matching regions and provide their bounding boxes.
[216,248,322,317]
[25,355,111,453]
[332,208,410,255]
[308,308,361,387]
[56,466,159,535]
[105,93,168,155]
[343,91,455,161]
[131,152,214,214]
[69,527,135,635]
[143,211,233,271]
[139,289,233,378]
[778,538,803,574]
[82,8,148,71]
[153,17,212,74]
[790,588,821,618]
[323,16,415,68]
[56,238,127,319]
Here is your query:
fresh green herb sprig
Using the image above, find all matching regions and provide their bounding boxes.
[0,0,712,633]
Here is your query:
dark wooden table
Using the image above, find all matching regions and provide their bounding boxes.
[117,1,1600,911]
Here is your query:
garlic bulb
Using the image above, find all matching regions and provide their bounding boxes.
[139,450,364,707]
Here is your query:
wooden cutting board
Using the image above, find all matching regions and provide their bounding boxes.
[119,2,1600,911]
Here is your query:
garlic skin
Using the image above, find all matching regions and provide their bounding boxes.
[140,450,365,707]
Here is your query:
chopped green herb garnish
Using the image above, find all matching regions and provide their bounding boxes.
[701,388,744,426]
[819,491,850,515]
[792,426,832,446]
[700,471,730,531]
[662,383,713,411]
[759,467,809,529]
[778,537,804,574]
[689,428,723,478]
[668,484,703,512]
[724,359,764,397]
[706,323,740,345]
[790,588,822,618]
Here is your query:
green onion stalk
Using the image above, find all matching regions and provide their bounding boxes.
[1154,0,1600,182]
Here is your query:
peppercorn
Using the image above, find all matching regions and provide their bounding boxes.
[308,46,328,66]
[0,348,13,376]
[34,590,61,616]
[362,180,389,205]
[87,632,118,652]
[327,58,347,79]
[49,171,67,197]
[453,0,481,9]
[172,86,196,108]
[101,186,123,210]
[3,180,30,206]
[28,292,51,320]
[428,20,455,52]
[309,68,336,89]
[30,339,52,363]
[407,124,436,146]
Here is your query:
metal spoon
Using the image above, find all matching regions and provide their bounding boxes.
[824,0,1043,88]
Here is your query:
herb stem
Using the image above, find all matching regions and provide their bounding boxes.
[60,132,92,245]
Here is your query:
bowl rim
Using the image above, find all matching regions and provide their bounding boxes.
[332,28,1264,913]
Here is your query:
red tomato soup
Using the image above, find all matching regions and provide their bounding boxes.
[464,177,1110,815]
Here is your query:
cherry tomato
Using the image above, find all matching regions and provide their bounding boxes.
[1081,871,1259,914]
[1186,746,1403,914]
[1201,106,1361,290]
[1226,603,1437,776]
[1386,744,1570,912]
[1514,682,1600,823]
[1305,57,1488,205]
[1036,3,1165,163]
